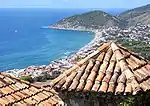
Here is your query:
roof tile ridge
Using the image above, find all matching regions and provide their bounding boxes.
[1,72,56,95]
[118,46,148,71]
[111,43,133,75]
[1,70,63,105]
[98,40,113,51]
[50,41,112,88]
[118,44,149,62]
[111,42,142,95]
[1,72,31,85]
[1,72,48,92]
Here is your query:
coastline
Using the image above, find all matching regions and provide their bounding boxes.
[7,26,103,81]
[6,23,150,82]
[48,26,95,32]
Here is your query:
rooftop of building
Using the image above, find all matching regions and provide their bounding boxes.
[47,41,150,96]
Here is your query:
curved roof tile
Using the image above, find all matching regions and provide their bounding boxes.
[0,72,63,106]
[49,41,150,95]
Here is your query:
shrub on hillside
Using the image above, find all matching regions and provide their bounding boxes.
[20,75,33,82]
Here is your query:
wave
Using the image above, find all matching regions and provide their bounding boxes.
[7,68,25,74]
[41,26,49,29]
[64,51,74,55]
[5,51,75,74]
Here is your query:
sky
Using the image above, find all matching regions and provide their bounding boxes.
[0,0,150,9]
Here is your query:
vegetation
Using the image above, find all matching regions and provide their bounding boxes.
[63,91,150,106]
[117,39,150,60]
[119,4,150,19]
[119,4,150,26]
[120,92,150,106]
[52,4,150,29]
[51,4,150,106]
[20,75,33,82]
[56,10,123,29]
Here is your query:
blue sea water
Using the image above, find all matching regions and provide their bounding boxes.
[0,8,126,71]
[0,8,94,71]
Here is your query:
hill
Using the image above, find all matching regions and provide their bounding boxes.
[119,4,150,26]
[50,10,123,30]
[50,4,150,29]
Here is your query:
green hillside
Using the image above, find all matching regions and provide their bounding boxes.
[52,10,123,29]
[119,4,150,26]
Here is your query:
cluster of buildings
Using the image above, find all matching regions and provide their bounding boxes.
[7,24,150,83]
[100,24,150,44]
[1,41,150,105]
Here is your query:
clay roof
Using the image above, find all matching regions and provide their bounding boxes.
[49,41,150,95]
[0,72,63,106]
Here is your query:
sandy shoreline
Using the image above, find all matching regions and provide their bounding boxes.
[6,27,103,80]
[7,23,150,81]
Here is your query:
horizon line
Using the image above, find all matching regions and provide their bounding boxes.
[0,7,130,9]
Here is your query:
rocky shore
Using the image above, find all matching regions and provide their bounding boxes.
[7,23,150,82]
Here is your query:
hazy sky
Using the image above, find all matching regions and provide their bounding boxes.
[0,0,150,8]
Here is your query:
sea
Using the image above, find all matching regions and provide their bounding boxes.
[0,8,126,71]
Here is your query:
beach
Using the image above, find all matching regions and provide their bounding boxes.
[7,22,150,82]
[7,27,104,81]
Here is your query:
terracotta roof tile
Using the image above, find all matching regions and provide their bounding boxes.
[48,41,150,96]
[0,73,63,105]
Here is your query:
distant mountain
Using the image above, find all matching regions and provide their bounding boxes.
[50,4,150,30]
[50,10,123,30]
[119,4,150,26]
